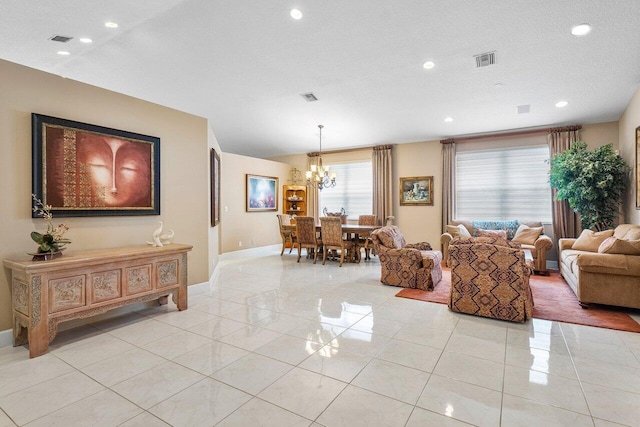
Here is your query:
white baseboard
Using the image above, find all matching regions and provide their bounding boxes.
[219,244,280,262]
[0,328,12,349]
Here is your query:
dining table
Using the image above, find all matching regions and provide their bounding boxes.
[282,223,380,263]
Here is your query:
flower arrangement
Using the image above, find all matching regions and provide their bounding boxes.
[31,194,71,253]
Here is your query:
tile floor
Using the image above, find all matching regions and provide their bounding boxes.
[1,246,640,426]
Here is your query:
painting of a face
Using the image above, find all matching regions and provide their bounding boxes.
[44,126,154,210]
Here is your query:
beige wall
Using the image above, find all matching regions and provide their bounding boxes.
[392,141,443,246]
[0,60,211,331]
[619,87,640,225]
[581,121,619,150]
[221,153,291,252]
[207,126,222,275]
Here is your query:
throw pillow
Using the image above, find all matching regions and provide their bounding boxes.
[598,237,640,255]
[477,228,508,239]
[446,224,472,238]
[623,229,640,241]
[572,229,615,252]
[512,224,544,245]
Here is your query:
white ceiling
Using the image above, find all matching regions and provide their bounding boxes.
[2,1,639,158]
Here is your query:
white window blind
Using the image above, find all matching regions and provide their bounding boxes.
[455,145,552,222]
[319,161,373,219]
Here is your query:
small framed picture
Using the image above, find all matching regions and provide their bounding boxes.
[210,148,220,226]
[246,174,278,212]
[400,176,434,206]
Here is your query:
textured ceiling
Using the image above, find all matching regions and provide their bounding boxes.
[1,0,639,158]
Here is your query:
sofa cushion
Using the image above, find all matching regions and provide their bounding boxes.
[614,224,640,240]
[446,224,472,238]
[598,237,640,256]
[512,224,544,245]
[572,229,615,252]
[623,229,640,241]
[477,228,508,239]
[472,220,520,239]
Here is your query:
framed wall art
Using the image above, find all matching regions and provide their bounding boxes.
[400,176,434,206]
[210,148,221,226]
[246,174,278,212]
[32,113,160,217]
[636,126,640,209]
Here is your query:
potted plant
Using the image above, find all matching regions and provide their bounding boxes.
[31,194,71,260]
[549,141,629,231]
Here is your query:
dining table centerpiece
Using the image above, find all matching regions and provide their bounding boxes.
[30,194,71,260]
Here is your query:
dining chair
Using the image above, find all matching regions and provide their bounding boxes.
[320,216,354,267]
[276,214,296,256]
[358,215,377,260]
[295,216,322,264]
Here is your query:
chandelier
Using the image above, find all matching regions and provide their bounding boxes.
[306,124,336,190]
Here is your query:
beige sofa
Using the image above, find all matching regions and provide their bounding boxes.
[441,220,552,274]
[559,224,640,309]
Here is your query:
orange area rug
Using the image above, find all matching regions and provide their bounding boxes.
[396,269,640,332]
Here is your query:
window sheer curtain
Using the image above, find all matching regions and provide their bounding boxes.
[441,139,455,232]
[548,126,582,240]
[372,145,393,226]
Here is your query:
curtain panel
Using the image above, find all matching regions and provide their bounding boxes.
[306,154,320,222]
[548,126,582,240]
[441,139,455,232]
[372,145,393,226]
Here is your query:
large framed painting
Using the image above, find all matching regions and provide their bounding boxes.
[636,126,640,209]
[246,174,278,212]
[210,148,220,226]
[400,176,434,206]
[32,113,160,217]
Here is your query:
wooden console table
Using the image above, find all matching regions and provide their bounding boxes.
[3,243,192,358]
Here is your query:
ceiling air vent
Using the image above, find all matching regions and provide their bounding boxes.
[474,51,496,68]
[517,104,530,114]
[300,92,318,102]
[49,35,73,43]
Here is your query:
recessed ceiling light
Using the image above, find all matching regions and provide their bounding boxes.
[79,38,93,44]
[105,21,118,28]
[556,101,569,108]
[423,61,435,70]
[571,23,591,36]
[444,117,453,123]
[290,9,302,20]
[57,51,70,56]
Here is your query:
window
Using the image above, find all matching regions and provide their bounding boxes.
[455,145,552,222]
[319,161,373,219]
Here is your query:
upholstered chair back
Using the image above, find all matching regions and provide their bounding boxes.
[295,217,317,245]
[320,216,344,247]
[358,215,377,226]
[277,214,292,228]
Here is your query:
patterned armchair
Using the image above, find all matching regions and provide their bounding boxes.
[371,226,443,291]
[448,236,533,323]
[295,216,322,264]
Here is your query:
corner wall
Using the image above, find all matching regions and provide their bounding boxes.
[0,59,211,331]
[221,153,291,252]
[619,87,640,224]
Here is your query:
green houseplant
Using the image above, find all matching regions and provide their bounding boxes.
[31,194,71,254]
[549,141,629,231]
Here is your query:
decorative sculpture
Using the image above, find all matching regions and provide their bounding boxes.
[147,221,174,247]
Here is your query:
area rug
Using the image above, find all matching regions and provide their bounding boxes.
[396,269,640,332]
